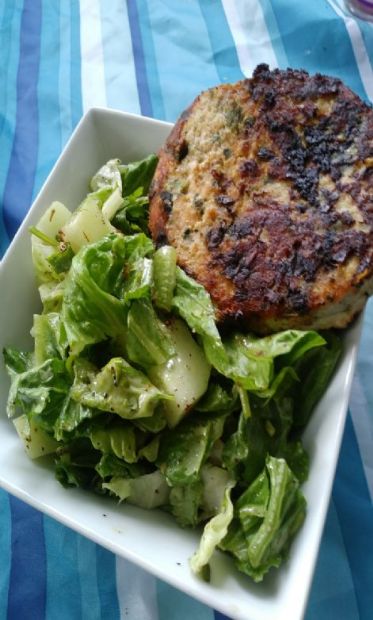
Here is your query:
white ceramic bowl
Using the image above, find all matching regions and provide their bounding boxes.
[0,109,362,620]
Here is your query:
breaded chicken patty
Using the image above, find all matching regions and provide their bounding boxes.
[149,64,373,333]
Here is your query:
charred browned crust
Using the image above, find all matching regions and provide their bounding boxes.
[149,65,373,333]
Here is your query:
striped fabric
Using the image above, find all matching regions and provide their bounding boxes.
[0,1,372,619]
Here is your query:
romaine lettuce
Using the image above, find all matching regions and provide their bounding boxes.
[2,156,343,588]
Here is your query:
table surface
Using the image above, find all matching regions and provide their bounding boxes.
[0,1,372,619]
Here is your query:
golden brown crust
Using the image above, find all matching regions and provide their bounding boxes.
[149,65,373,333]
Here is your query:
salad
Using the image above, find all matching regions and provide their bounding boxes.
[3,155,341,583]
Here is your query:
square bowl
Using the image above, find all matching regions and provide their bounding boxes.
[0,108,362,620]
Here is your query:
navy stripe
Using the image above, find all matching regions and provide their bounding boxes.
[7,497,46,620]
[127,0,153,117]
[2,0,41,240]
[332,413,373,620]
[96,545,120,620]
[214,612,232,620]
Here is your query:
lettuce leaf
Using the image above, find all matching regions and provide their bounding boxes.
[220,456,306,582]
[5,357,71,432]
[62,234,128,354]
[71,357,170,420]
[159,416,225,486]
[103,470,170,509]
[190,482,235,581]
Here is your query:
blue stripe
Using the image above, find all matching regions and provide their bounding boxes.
[258,0,288,68]
[127,0,153,117]
[0,0,23,255]
[44,517,82,620]
[143,0,221,121]
[157,580,214,620]
[135,0,166,120]
[58,0,73,148]
[267,0,367,101]
[77,537,102,620]
[214,612,232,620]
[198,0,244,86]
[0,490,11,620]
[96,545,120,620]
[33,0,61,197]
[306,498,359,620]
[70,0,83,130]
[7,497,46,620]
[332,413,373,620]
[2,0,41,240]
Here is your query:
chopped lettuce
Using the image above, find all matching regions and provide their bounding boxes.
[152,245,177,312]
[149,319,211,427]
[62,235,128,354]
[31,201,72,283]
[190,482,235,581]
[220,456,306,582]
[103,470,170,509]
[3,156,343,587]
[13,414,60,459]
[119,154,158,197]
[70,357,170,420]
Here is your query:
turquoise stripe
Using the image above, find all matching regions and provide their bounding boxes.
[0,490,10,620]
[135,0,166,120]
[198,0,244,85]
[59,1,73,147]
[0,0,23,255]
[98,0,140,114]
[306,498,359,619]
[44,517,82,620]
[96,546,120,620]
[258,0,288,68]
[357,300,373,414]
[70,0,83,129]
[33,0,61,197]
[332,414,373,619]
[267,0,367,100]
[141,0,221,121]
[157,580,215,620]
[77,537,102,620]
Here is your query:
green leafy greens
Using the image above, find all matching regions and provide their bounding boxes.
[3,156,342,585]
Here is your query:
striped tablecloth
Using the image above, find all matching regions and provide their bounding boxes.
[1,1,372,619]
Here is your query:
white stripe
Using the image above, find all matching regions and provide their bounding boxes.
[79,0,107,111]
[116,557,159,620]
[59,1,73,147]
[221,0,278,77]
[349,375,373,501]
[99,0,141,113]
[326,0,373,101]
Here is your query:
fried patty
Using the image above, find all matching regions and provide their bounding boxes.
[149,64,373,333]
